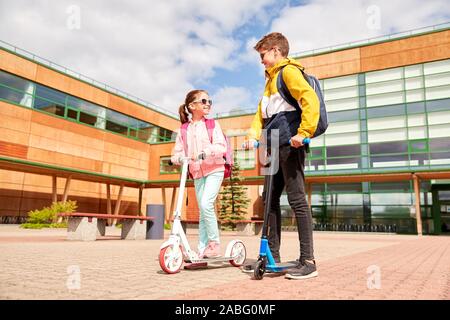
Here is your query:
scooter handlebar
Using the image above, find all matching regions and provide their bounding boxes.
[241,140,260,149]
[288,137,311,153]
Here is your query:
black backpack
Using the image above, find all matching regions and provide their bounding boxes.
[277,66,328,138]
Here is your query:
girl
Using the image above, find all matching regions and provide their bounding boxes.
[171,89,227,258]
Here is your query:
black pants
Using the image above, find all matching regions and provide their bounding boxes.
[262,145,314,262]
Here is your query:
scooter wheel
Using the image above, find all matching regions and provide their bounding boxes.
[159,245,183,274]
[229,241,247,267]
[253,260,265,280]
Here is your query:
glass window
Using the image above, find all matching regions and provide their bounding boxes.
[160,156,180,174]
[428,124,450,138]
[310,135,324,147]
[370,154,409,168]
[425,72,450,88]
[410,153,429,166]
[325,120,360,135]
[0,71,34,107]
[425,85,450,100]
[429,137,450,151]
[406,89,424,103]
[327,109,359,122]
[35,84,66,106]
[406,101,425,114]
[405,77,423,90]
[404,64,423,78]
[408,126,427,140]
[366,91,404,107]
[371,194,412,205]
[366,67,403,83]
[66,108,78,121]
[368,128,407,143]
[428,152,450,166]
[423,59,450,75]
[323,74,358,90]
[325,132,360,146]
[369,141,408,155]
[409,140,428,152]
[308,159,325,171]
[327,145,360,157]
[34,96,65,117]
[366,79,404,95]
[309,147,324,159]
[234,149,255,169]
[426,98,450,112]
[325,97,359,112]
[407,114,426,127]
[366,104,405,118]
[325,194,363,206]
[427,110,450,125]
[368,115,406,130]
[326,157,360,170]
[327,183,362,193]
[324,86,358,101]
[371,181,411,192]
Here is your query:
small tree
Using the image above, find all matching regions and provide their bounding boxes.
[21,200,77,229]
[218,153,250,230]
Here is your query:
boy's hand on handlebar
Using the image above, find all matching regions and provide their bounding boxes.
[290,134,306,148]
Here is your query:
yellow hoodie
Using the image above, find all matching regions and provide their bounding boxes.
[248,58,320,141]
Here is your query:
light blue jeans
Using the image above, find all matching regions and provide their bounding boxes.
[194,171,224,254]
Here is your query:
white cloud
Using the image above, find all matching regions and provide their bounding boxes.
[270,0,450,55]
[211,86,254,116]
[0,0,275,115]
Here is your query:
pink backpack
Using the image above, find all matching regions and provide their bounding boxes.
[180,118,233,179]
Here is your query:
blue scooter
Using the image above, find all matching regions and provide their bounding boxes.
[251,137,310,280]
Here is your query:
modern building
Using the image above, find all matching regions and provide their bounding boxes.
[1,23,449,235]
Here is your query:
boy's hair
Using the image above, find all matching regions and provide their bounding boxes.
[254,32,289,57]
[178,89,208,124]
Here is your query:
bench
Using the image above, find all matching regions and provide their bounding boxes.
[58,213,154,241]
[233,219,263,236]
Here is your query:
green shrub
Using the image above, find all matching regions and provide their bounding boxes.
[21,201,77,229]
[20,223,49,229]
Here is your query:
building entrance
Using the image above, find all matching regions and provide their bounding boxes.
[432,185,450,235]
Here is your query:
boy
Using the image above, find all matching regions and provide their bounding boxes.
[243,32,319,280]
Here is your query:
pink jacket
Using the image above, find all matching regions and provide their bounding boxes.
[171,118,227,179]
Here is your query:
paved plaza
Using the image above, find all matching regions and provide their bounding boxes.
[0,224,449,300]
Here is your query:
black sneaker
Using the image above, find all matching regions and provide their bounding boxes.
[285,260,318,280]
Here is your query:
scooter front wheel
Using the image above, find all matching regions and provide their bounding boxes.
[229,241,247,267]
[253,260,266,280]
[159,245,183,274]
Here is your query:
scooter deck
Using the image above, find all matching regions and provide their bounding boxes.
[266,261,298,273]
[185,256,233,264]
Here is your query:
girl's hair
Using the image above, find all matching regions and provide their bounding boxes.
[178,89,208,124]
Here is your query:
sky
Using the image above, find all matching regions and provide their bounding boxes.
[0,0,449,118]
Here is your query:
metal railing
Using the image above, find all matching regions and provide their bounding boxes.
[214,107,256,118]
[291,22,450,58]
[0,39,179,119]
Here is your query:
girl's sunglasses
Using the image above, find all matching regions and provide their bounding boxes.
[193,98,213,106]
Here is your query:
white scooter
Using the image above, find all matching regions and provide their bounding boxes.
[159,156,247,274]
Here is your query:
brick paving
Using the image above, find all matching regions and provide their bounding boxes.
[0,225,448,300]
